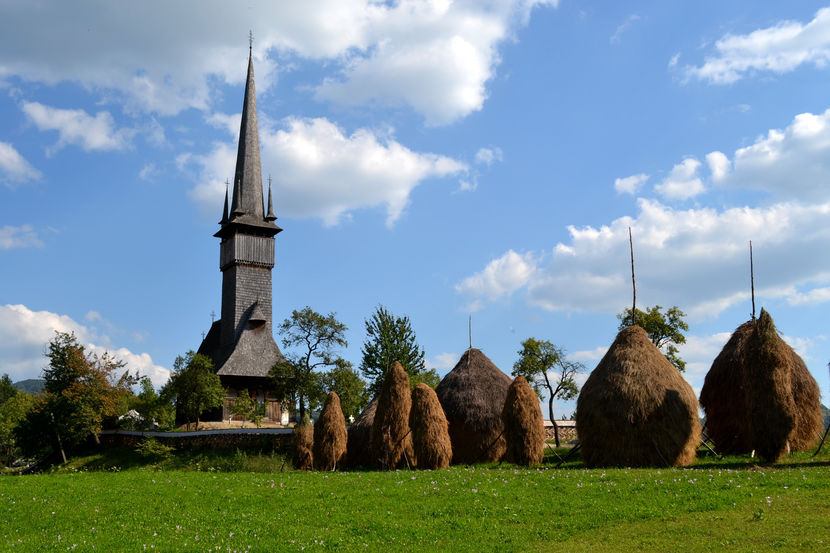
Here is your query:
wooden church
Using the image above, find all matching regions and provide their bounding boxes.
[197,45,289,424]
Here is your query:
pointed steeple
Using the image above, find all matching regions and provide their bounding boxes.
[228,47,265,222]
[220,179,229,224]
[265,175,277,222]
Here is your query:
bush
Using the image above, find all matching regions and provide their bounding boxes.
[135,438,174,460]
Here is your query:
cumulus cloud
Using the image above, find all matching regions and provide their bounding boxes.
[0,224,43,249]
[654,158,704,200]
[186,116,467,226]
[705,151,730,182]
[614,173,648,195]
[427,352,459,372]
[455,250,538,302]
[0,304,169,388]
[0,141,41,185]
[22,102,133,154]
[685,7,830,84]
[457,198,830,320]
[475,146,503,166]
[0,1,556,123]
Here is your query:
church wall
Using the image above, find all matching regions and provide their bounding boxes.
[220,263,273,344]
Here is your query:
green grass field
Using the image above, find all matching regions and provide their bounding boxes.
[2,447,830,552]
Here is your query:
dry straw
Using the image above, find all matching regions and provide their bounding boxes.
[313,392,348,470]
[435,348,512,464]
[409,383,452,469]
[292,413,314,471]
[371,361,414,469]
[576,325,701,467]
[700,314,822,456]
[501,375,545,466]
[346,397,377,467]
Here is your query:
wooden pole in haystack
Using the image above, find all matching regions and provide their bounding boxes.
[750,240,756,322]
[629,227,637,326]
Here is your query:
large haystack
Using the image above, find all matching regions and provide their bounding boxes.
[576,325,701,468]
[501,376,545,466]
[699,321,753,454]
[409,383,452,469]
[700,315,822,455]
[744,309,798,462]
[435,348,512,464]
[313,392,348,471]
[292,414,313,471]
[371,362,414,469]
[346,397,377,467]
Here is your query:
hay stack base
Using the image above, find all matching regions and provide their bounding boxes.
[410,383,452,469]
[314,392,348,471]
[292,414,314,471]
[371,361,414,469]
[576,325,701,468]
[436,348,512,464]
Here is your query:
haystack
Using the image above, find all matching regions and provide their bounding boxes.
[409,383,452,469]
[370,361,414,469]
[292,414,313,471]
[435,348,512,464]
[700,314,822,455]
[576,325,701,467]
[313,392,348,471]
[501,376,545,466]
[346,397,377,467]
[744,309,798,462]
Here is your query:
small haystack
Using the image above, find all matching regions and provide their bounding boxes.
[409,383,452,469]
[501,376,545,466]
[346,397,377,467]
[744,309,798,462]
[371,362,414,469]
[435,348,512,464]
[292,414,314,471]
[700,312,822,456]
[313,392,348,471]
[576,325,701,468]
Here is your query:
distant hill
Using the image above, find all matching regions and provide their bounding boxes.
[14,379,45,394]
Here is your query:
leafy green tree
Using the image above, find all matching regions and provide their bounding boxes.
[16,332,131,462]
[129,377,175,430]
[359,305,432,395]
[0,391,35,467]
[512,338,583,447]
[272,307,348,419]
[163,351,225,431]
[617,305,689,372]
[321,359,369,420]
[229,390,255,428]
[0,374,18,406]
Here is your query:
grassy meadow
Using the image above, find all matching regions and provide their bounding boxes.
[2,447,830,552]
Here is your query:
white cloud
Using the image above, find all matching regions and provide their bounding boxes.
[685,7,830,84]
[187,116,467,227]
[0,1,556,123]
[787,285,830,306]
[654,158,705,200]
[570,346,607,362]
[138,163,158,182]
[0,141,41,184]
[705,151,731,182]
[614,173,648,195]
[455,250,538,301]
[475,146,503,166]
[0,304,169,389]
[609,14,641,45]
[427,352,459,372]
[458,198,830,320]
[0,224,43,249]
[22,102,133,154]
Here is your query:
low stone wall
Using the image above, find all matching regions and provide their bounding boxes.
[544,421,578,443]
[99,429,293,452]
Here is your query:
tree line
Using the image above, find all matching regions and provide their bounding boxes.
[0,304,687,467]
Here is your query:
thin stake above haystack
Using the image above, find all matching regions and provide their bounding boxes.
[435,348,512,464]
[346,397,377,467]
[371,361,414,469]
[292,413,313,471]
[409,383,452,469]
[313,392,348,471]
[501,375,545,467]
[576,228,701,467]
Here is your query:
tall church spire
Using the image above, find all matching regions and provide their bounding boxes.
[228,47,265,222]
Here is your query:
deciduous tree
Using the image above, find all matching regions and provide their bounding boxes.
[617,305,689,371]
[163,351,225,431]
[321,359,369,420]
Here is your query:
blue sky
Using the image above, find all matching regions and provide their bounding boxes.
[3,1,830,417]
